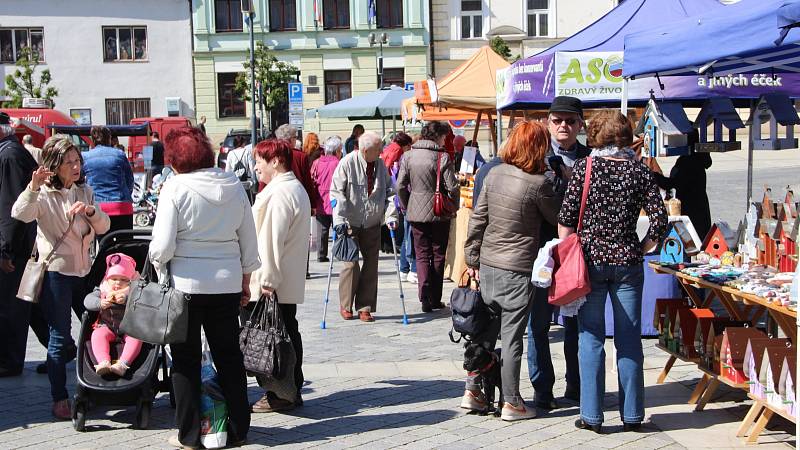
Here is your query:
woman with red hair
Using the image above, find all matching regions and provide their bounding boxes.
[148,127,259,448]
[462,120,562,421]
[249,139,311,413]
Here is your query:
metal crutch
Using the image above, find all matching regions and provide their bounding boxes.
[321,199,337,330]
[389,226,409,325]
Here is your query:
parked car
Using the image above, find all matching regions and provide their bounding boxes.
[217,129,252,169]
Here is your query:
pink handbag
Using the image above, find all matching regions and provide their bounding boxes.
[548,157,592,306]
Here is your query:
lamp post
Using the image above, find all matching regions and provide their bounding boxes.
[368,32,388,136]
[242,0,257,146]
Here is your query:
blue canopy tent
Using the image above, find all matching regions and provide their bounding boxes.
[623,0,800,204]
[496,0,725,110]
[306,86,414,136]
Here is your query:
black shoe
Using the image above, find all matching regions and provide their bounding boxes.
[534,395,559,410]
[564,384,580,402]
[575,419,602,433]
[0,367,22,378]
[421,300,433,313]
[430,301,446,310]
[36,363,47,374]
[294,394,304,406]
[622,422,642,432]
[317,257,329,263]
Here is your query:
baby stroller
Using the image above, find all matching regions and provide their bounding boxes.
[71,230,172,431]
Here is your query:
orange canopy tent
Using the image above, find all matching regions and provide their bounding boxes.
[403,46,511,150]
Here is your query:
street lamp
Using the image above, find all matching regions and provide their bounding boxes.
[242,0,257,146]
[369,32,389,136]
[368,32,388,89]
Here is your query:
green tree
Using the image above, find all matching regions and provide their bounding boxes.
[235,42,300,112]
[1,46,58,108]
[490,36,512,62]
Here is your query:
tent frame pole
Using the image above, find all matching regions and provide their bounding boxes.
[621,78,629,115]
[472,111,483,144]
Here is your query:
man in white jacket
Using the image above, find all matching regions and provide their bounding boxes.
[329,131,397,322]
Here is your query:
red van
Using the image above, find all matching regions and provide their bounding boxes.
[0,107,91,148]
[128,117,192,165]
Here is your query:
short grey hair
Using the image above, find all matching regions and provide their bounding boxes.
[358,131,382,152]
[0,124,12,139]
[22,134,33,144]
[323,136,342,155]
[275,124,297,142]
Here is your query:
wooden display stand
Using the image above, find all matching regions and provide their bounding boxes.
[649,263,797,444]
[444,207,471,282]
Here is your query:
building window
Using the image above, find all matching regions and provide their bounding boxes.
[527,0,550,37]
[381,68,404,88]
[215,0,244,32]
[0,27,44,63]
[376,0,403,29]
[103,27,147,62]
[460,1,482,39]
[323,0,350,29]
[217,73,246,118]
[106,98,150,125]
[270,0,297,31]
[325,70,351,104]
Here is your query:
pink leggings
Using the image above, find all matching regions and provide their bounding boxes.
[91,326,142,365]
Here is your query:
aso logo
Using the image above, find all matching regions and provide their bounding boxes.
[559,55,624,84]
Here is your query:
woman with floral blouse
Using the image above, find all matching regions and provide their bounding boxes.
[557,109,668,434]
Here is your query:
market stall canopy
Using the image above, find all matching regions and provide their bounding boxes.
[496,0,800,109]
[306,86,414,120]
[401,97,480,122]
[432,46,511,111]
[623,0,800,78]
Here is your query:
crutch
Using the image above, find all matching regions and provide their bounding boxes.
[388,226,409,325]
[321,199,337,329]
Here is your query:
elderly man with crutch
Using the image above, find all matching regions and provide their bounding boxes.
[329,131,398,323]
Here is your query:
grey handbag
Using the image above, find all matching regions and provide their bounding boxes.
[17,215,75,303]
[119,259,189,345]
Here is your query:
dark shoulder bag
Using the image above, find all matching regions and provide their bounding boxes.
[239,293,295,380]
[433,151,458,217]
[449,271,491,343]
[119,259,189,345]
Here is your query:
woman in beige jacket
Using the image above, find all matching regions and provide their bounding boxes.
[249,139,311,413]
[12,135,110,420]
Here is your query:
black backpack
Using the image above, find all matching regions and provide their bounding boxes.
[449,276,492,343]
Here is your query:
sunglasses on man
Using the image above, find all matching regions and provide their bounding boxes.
[550,117,579,126]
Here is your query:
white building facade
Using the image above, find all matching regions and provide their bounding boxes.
[432,0,618,77]
[0,0,194,125]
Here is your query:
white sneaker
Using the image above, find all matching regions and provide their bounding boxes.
[401,272,409,282]
[407,272,418,284]
[460,390,488,413]
[500,402,537,421]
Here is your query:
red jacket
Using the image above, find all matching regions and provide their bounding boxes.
[291,149,319,210]
[381,142,403,175]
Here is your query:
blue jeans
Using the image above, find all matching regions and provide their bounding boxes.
[39,272,85,402]
[399,216,416,274]
[526,286,579,400]
[578,264,644,426]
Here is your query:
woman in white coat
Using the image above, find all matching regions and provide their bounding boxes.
[249,139,311,413]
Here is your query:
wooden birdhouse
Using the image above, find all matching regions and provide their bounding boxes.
[693,97,744,153]
[761,189,776,220]
[785,189,797,218]
[791,219,799,266]
[747,93,800,151]
[720,327,766,383]
[654,298,689,346]
[702,319,752,372]
[759,346,794,408]
[775,219,798,272]
[741,203,762,261]
[758,219,779,268]
[660,222,700,264]
[743,337,791,399]
[694,313,719,361]
[702,222,736,259]
[635,98,693,157]
[674,308,714,358]
[779,354,797,417]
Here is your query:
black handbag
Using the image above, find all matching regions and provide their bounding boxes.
[119,259,189,345]
[449,272,491,343]
[332,224,359,262]
[239,293,295,380]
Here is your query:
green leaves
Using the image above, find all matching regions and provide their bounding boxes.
[235,42,300,111]
[0,46,58,108]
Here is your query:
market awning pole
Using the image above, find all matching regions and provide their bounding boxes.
[472,111,483,144]
[393,116,396,134]
[497,110,504,149]
[621,78,629,115]
[487,112,498,156]
[746,100,755,209]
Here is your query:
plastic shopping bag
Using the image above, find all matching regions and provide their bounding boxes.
[531,239,561,288]
[200,338,228,449]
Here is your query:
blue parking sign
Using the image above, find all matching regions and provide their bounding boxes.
[288,82,303,103]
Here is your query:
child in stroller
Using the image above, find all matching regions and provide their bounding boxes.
[84,253,142,377]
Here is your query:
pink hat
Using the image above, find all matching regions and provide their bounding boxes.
[104,253,137,281]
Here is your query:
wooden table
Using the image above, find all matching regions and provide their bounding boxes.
[649,263,797,443]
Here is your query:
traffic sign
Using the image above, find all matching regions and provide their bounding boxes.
[288,82,303,104]
[404,82,415,91]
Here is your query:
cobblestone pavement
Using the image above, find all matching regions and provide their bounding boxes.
[1,160,798,449]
